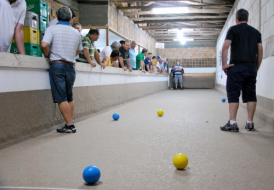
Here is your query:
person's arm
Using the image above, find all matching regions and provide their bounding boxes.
[257,43,263,70]
[119,57,127,71]
[95,51,105,69]
[83,48,96,67]
[76,51,81,56]
[14,23,25,55]
[41,42,50,58]
[127,59,132,72]
[222,40,234,75]
[102,56,110,67]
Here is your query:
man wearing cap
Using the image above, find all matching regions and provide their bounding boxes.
[41,7,83,133]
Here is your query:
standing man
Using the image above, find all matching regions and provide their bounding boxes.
[78,28,106,68]
[221,9,263,132]
[129,41,137,70]
[173,62,184,90]
[49,8,76,27]
[41,7,83,133]
[144,52,153,73]
[119,40,131,71]
[0,0,26,54]
[136,48,148,73]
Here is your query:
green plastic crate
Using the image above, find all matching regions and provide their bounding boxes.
[26,0,49,18]
[39,16,49,32]
[10,43,42,57]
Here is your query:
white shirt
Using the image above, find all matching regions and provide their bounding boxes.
[42,24,83,64]
[156,61,164,70]
[11,0,26,25]
[0,0,25,53]
[100,46,112,61]
[48,18,58,27]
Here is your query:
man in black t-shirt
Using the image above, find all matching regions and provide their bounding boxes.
[119,40,132,71]
[220,9,263,132]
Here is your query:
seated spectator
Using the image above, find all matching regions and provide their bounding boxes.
[174,61,184,90]
[136,48,148,73]
[144,53,153,73]
[73,23,82,33]
[101,50,120,67]
[119,40,131,71]
[151,56,158,73]
[156,58,167,75]
[100,41,121,61]
[77,28,106,68]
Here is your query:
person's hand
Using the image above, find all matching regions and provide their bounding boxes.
[123,67,127,71]
[142,69,146,73]
[90,62,97,67]
[149,70,152,73]
[101,63,106,69]
[129,68,133,72]
[223,64,234,75]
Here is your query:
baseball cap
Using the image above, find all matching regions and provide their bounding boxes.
[156,56,161,59]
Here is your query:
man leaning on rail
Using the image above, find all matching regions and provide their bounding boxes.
[41,7,83,133]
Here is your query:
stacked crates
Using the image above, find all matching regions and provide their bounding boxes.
[11,0,49,57]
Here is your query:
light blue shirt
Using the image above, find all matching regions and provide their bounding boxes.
[129,47,136,69]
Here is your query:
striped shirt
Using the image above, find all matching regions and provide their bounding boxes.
[42,23,83,64]
[78,34,97,63]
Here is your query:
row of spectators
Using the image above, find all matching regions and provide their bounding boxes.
[72,24,169,74]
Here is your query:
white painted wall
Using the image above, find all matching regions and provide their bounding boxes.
[0,53,168,93]
[216,0,274,100]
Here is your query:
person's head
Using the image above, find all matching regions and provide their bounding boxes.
[147,53,152,59]
[110,41,121,50]
[159,58,163,63]
[57,7,72,22]
[152,56,156,59]
[124,40,130,50]
[166,58,169,64]
[120,40,125,47]
[73,23,82,33]
[88,28,100,41]
[110,50,120,61]
[176,61,180,66]
[236,9,248,24]
[142,48,148,56]
[156,55,161,60]
[131,41,137,49]
[97,49,100,53]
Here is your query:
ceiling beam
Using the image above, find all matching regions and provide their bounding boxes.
[141,25,223,30]
[124,8,230,16]
[134,18,226,24]
[110,0,233,3]
[130,15,228,21]
[154,36,219,40]
[117,4,233,10]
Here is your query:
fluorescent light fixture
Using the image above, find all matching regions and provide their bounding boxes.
[173,38,194,44]
[152,7,189,14]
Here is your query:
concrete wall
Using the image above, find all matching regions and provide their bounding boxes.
[216,0,274,127]
[0,53,168,149]
[108,5,157,55]
[159,47,216,68]
[79,4,108,26]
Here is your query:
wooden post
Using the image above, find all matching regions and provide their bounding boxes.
[106,27,109,46]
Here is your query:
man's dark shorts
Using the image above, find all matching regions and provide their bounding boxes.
[49,63,76,103]
[226,64,257,103]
